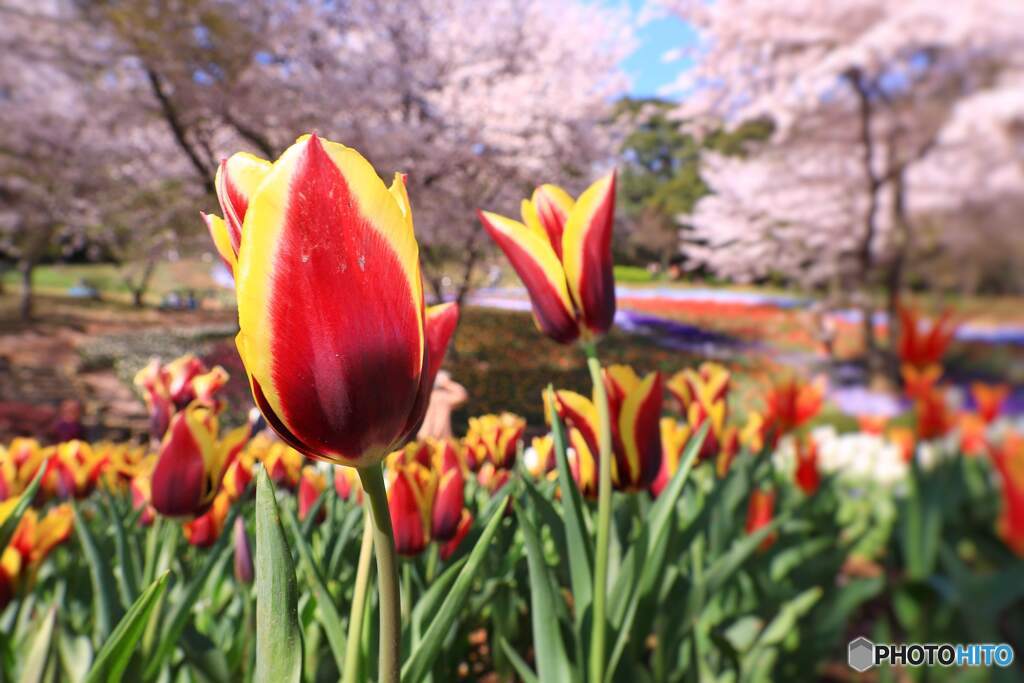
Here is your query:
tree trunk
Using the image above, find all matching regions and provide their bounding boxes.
[18,259,33,321]
[129,258,157,308]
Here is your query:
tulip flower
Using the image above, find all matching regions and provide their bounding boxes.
[1,502,73,608]
[463,413,526,470]
[0,454,15,502]
[990,433,1024,556]
[857,415,888,435]
[901,364,942,401]
[334,466,363,504]
[794,438,820,495]
[208,135,460,469]
[745,489,776,550]
[478,173,617,344]
[898,307,956,370]
[233,517,255,584]
[651,418,692,497]
[439,510,474,562]
[476,461,512,495]
[887,427,916,463]
[915,388,953,440]
[387,460,438,557]
[222,453,254,500]
[760,377,825,448]
[667,363,730,414]
[183,492,231,548]
[553,365,662,492]
[260,442,304,489]
[150,404,250,517]
[298,466,328,524]
[431,440,464,542]
[970,383,1010,425]
[714,428,740,478]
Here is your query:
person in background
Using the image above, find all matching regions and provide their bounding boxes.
[417,370,468,440]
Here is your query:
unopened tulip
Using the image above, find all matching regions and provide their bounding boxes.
[233,517,254,584]
[478,173,616,344]
[207,135,459,468]
[431,440,464,542]
[387,461,437,557]
[150,405,249,517]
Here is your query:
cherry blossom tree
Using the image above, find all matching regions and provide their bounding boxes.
[658,0,1024,371]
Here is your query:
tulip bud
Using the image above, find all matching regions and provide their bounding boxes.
[233,517,254,584]
[150,405,226,517]
[431,441,464,542]
[208,135,459,467]
[388,461,437,556]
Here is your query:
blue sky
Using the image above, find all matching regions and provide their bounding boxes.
[604,0,697,98]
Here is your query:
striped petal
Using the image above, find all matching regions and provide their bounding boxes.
[150,406,220,517]
[553,390,600,458]
[561,171,617,337]
[202,213,238,277]
[478,210,579,344]
[215,152,272,254]
[236,134,425,467]
[530,184,574,258]
[617,371,663,490]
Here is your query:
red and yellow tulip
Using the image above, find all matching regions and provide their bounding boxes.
[150,404,250,517]
[259,442,304,489]
[1,502,73,609]
[553,365,662,492]
[334,466,363,504]
[183,492,232,548]
[478,174,617,344]
[387,458,438,557]
[463,413,525,470]
[208,135,459,468]
[431,440,465,542]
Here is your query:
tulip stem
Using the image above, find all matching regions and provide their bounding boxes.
[582,341,612,683]
[343,501,375,683]
[358,463,401,683]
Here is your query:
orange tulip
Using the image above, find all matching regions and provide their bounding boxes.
[970,383,1010,425]
[210,135,460,468]
[745,489,776,550]
[990,433,1024,556]
[478,173,617,344]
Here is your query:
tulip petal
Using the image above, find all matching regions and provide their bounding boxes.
[561,172,616,336]
[553,390,600,457]
[530,184,574,258]
[618,372,663,489]
[237,135,425,466]
[402,302,460,440]
[215,152,272,254]
[151,409,218,516]
[202,213,238,277]
[478,210,579,344]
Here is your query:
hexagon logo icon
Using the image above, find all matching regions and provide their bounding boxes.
[848,637,875,672]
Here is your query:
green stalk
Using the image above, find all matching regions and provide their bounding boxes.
[358,463,402,683]
[343,503,375,683]
[583,341,613,683]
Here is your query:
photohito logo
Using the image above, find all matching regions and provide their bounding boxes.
[848,638,1014,671]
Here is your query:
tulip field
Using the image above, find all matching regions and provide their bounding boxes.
[1,133,1023,683]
